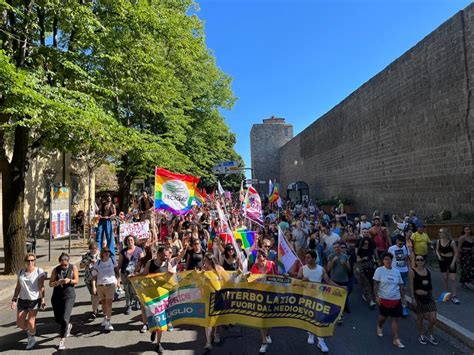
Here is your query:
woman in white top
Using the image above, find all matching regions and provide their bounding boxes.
[92,247,119,331]
[297,250,337,353]
[11,253,46,350]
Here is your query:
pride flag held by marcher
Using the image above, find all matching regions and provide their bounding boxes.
[244,186,263,225]
[269,183,280,204]
[277,226,300,274]
[194,189,205,206]
[234,228,256,249]
[155,167,200,215]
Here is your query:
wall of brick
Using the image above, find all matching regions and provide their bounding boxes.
[279,4,474,217]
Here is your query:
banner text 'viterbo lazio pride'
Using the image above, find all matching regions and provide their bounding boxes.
[130,271,347,337]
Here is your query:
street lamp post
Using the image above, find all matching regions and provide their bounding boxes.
[44,169,57,262]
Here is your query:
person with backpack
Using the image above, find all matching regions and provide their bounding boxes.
[117,236,144,315]
[11,253,46,350]
[388,235,411,316]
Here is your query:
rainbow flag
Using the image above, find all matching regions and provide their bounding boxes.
[155,167,200,215]
[269,184,280,204]
[194,189,205,206]
[234,229,256,249]
[437,292,451,302]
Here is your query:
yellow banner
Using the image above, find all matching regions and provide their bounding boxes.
[131,271,347,337]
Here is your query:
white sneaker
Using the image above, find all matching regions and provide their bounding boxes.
[266,335,272,344]
[26,336,36,350]
[58,338,66,350]
[105,321,114,331]
[140,324,148,333]
[101,318,108,326]
[66,323,72,337]
[369,300,377,308]
[307,333,315,344]
[317,338,329,353]
[259,343,268,353]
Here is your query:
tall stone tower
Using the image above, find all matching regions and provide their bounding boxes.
[250,116,293,195]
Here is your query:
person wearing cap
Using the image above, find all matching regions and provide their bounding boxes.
[388,235,411,316]
[411,225,431,261]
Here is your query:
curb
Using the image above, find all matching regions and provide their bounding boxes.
[0,255,83,304]
[405,295,474,349]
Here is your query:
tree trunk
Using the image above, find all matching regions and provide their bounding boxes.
[117,155,133,213]
[117,170,132,214]
[2,126,29,274]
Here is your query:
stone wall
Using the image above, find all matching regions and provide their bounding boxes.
[279,4,474,217]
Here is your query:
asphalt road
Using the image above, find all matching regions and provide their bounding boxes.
[0,273,471,355]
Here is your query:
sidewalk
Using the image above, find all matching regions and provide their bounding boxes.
[0,235,87,303]
[416,256,474,348]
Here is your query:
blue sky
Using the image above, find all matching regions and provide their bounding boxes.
[196,0,472,173]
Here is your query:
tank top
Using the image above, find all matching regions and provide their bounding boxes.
[53,264,75,297]
[438,240,454,255]
[223,258,238,271]
[461,239,473,252]
[149,260,169,274]
[302,264,324,283]
[413,268,432,292]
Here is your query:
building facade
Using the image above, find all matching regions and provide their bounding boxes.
[0,152,95,238]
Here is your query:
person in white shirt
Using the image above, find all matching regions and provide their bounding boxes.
[373,252,405,349]
[388,235,411,317]
[297,250,338,353]
[321,226,341,255]
[92,247,119,331]
[357,214,372,237]
[11,253,46,350]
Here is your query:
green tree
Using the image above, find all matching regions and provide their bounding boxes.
[84,0,240,210]
[0,1,130,273]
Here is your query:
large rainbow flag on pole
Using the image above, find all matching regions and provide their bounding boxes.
[155,167,200,215]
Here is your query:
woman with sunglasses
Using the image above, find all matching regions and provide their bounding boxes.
[250,248,277,354]
[221,243,241,271]
[49,252,79,350]
[11,253,46,350]
[409,256,438,345]
[92,247,119,331]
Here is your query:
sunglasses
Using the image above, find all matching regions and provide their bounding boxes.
[416,258,425,262]
[103,251,110,254]
[26,259,35,262]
